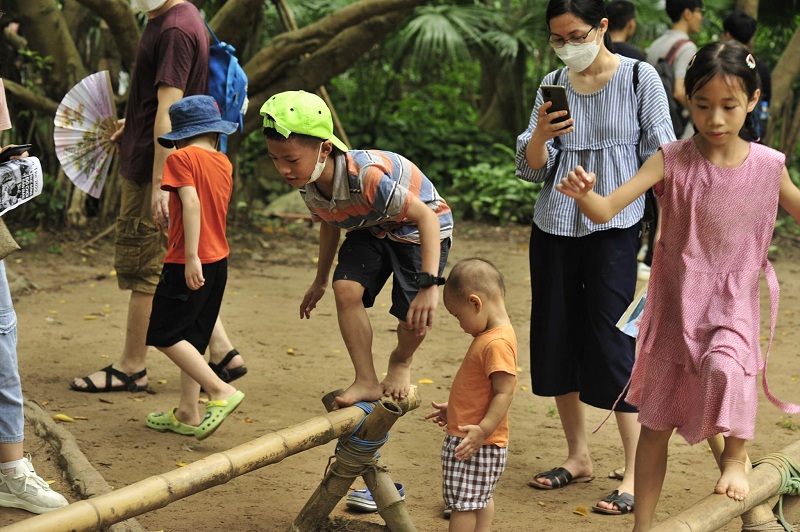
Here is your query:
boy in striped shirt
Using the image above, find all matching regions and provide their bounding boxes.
[260,91,453,409]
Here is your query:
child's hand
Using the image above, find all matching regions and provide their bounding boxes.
[407,287,438,336]
[555,165,596,199]
[455,424,487,461]
[184,257,205,290]
[300,280,327,319]
[425,400,448,427]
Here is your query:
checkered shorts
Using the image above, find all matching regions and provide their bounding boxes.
[441,435,507,512]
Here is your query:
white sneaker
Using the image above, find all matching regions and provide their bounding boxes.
[637,243,648,262]
[637,263,651,281]
[0,456,68,514]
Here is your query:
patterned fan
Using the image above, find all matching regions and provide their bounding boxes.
[54,71,119,198]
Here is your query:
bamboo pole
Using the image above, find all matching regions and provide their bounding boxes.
[1,400,379,532]
[652,440,800,532]
[290,388,420,532]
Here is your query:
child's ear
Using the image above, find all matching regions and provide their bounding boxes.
[746,88,761,114]
[468,294,482,312]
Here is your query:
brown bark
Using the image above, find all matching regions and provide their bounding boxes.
[735,0,759,18]
[72,0,141,70]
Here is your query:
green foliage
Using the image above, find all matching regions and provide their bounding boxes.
[448,144,539,225]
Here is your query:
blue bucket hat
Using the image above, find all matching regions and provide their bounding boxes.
[158,95,238,148]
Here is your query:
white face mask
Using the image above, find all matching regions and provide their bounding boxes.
[554,39,601,72]
[130,0,169,12]
[307,143,326,184]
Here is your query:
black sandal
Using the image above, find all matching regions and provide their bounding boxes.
[70,365,147,393]
[592,490,635,515]
[208,349,248,384]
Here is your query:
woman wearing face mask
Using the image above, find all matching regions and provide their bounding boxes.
[515,0,675,516]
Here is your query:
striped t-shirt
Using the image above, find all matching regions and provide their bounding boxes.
[301,150,453,244]
[515,56,675,237]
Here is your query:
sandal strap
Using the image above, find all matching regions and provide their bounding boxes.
[103,365,147,392]
[209,349,239,372]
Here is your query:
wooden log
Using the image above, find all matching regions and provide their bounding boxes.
[1,405,363,532]
[290,389,420,531]
[652,440,800,532]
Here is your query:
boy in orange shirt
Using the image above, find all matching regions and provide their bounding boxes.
[426,258,517,531]
[144,95,244,440]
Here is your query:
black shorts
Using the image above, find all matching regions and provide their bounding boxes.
[146,259,227,353]
[529,224,638,412]
[333,230,450,321]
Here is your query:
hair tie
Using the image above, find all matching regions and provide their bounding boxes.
[745,53,756,69]
[687,54,697,70]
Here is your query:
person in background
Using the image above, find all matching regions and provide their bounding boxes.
[607,0,645,61]
[70,0,247,395]
[0,78,69,514]
[722,10,771,142]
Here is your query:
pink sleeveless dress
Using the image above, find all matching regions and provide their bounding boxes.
[627,138,792,444]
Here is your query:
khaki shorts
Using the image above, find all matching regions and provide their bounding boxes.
[114,179,166,293]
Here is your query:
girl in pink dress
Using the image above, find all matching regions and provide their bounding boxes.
[556,41,800,531]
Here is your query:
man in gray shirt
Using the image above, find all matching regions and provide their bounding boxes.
[646,0,704,139]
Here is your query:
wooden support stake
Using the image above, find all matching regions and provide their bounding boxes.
[290,388,420,532]
[652,440,800,531]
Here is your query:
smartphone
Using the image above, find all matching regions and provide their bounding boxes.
[0,144,32,164]
[541,85,571,125]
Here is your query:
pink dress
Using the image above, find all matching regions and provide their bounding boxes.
[627,138,794,444]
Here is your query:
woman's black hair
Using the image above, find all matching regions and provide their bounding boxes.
[546,0,613,53]
[684,41,761,141]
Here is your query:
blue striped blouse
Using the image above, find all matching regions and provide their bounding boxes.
[515,56,676,237]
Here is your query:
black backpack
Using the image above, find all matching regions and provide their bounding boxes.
[653,39,691,138]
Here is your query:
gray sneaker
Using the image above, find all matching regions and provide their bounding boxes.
[0,456,68,514]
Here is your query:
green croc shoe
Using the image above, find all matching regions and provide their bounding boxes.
[146,408,196,436]
[195,390,245,441]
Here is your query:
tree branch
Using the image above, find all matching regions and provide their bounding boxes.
[71,0,140,70]
[3,79,59,116]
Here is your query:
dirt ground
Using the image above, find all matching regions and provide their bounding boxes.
[2,220,800,531]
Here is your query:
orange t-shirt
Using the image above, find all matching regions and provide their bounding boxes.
[161,145,232,264]
[446,323,517,447]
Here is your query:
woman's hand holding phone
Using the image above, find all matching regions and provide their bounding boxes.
[536,85,574,140]
[0,144,31,164]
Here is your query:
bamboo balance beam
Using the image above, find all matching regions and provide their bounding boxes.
[651,440,800,532]
[290,388,421,531]
[2,388,420,532]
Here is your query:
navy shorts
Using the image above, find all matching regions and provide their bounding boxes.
[333,230,450,321]
[529,224,638,412]
[146,259,227,353]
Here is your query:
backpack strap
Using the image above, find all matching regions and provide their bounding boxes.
[203,20,221,46]
[555,68,564,85]
[664,38,691,65]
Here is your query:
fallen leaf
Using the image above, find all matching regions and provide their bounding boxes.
[516,366,524,372]
[520,385,528,391]
[176,461,187,467]
[100,354,109,358]
[157,379,168,384]
[243,417,254,423]
[83,315,98,320]
[538,501,546,507]
[110,270,117,277]
[48,310,58,315]
[47,480,56,485]
[286,348,295,355]
[573,506,588,516]
[72,416,88,421]
[41,401,49,406]
[52,414,75,422]
[131,397,144,403]
[418,378,434,384]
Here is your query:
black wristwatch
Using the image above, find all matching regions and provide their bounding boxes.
[414,272,446,288]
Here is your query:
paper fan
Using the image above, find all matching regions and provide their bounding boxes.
[54,70,118,198]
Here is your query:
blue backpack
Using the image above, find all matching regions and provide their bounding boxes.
[204,20,248,153]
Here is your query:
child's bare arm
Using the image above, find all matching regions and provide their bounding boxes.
[779,167,800,223]
[300,222,340,319]
[404,197,441,336]
[178,186,204,290]
[454,371,515,461]
[556,150,665,224]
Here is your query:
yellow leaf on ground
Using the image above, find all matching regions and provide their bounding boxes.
[83,315,98,320]
[132,397,144,403]
[520,386,528,391]
[176,461,187,467]
[52,414,74,422]
[573,506,588,516]
[243,417,254,423]
[418,378,434,384]
[538,501,546,507]
[158,379,168,384]
[48,310,58,315]
[286,348,295,355]
[72,416,88,421]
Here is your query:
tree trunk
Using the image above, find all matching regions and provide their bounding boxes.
[735,0,759,18]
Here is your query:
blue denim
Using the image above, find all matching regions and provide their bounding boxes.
[0,261,22,443]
